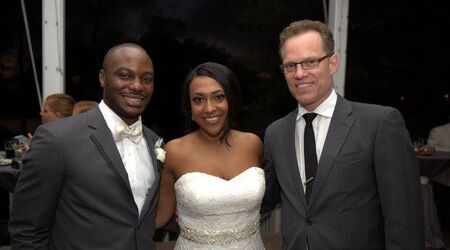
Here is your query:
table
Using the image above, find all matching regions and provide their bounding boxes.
[417,151,450,249]
[418,151,450,187]
[0,150,21,193]
[0,164,19,193]
[0,161,20,216]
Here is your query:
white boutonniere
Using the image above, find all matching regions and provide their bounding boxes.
[154,138,165,163]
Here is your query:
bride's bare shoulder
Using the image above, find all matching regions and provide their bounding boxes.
[231,130,262,147]
[164,133,198,173]
[165,133,197,156]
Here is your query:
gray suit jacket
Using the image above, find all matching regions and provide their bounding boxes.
[9,107,161,250]
[262,95,424,250]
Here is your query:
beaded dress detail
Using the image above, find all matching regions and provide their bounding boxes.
[174,167,265,249]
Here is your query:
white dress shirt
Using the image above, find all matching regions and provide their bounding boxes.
[295,90,337,193]
[99,101,155,215]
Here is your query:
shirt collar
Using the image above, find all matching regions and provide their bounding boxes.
[98,100,142,133]
[296,89,337,121]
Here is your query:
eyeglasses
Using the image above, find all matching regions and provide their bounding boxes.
[280,54,333,74]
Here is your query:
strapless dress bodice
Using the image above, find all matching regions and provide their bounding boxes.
[174,166,265,249]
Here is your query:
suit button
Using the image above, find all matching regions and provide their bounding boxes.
[306,219,312,226]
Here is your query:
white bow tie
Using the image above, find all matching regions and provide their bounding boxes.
[113,122,142,143]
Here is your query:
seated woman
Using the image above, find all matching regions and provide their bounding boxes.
[40,93,76,124]
[72,100,98,115]
[426,114,450,152]
[156,62,265,249]
[22,93,75,152]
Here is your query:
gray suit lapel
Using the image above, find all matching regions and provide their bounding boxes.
[309,95,354,205]
[138,128,161,223]
[87,108,133,193]
[86,108,161,224]
[282,110,308,209]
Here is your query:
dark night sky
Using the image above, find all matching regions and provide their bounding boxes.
[1,0,450,142]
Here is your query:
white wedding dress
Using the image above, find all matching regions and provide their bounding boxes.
[174,166,265,249]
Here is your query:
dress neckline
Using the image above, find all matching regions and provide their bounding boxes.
[175,166,262,185]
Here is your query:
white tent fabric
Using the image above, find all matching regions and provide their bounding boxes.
[328,0,349,97]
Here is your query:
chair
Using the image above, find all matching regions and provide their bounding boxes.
[421,176,447,249]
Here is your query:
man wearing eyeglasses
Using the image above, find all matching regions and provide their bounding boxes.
[261,20,424,249]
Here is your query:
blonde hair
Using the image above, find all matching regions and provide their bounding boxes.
[279,19,335,59]
[45,93,76,117]
[73,100,98,115]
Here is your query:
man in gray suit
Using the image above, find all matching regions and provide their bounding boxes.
[261,20,424,249]
[9,43,162,249]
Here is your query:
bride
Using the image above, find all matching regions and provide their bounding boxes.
[155,62,265,249]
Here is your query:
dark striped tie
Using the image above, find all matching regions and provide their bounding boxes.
[303,113,318,204]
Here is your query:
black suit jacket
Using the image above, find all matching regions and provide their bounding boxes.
[9,107,161,250]
[262,95,424,250]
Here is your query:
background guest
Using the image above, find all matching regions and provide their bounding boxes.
[427,114,450,152]
[23,93,76,151]
[72,100,98,115]
[40,93,76,124]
